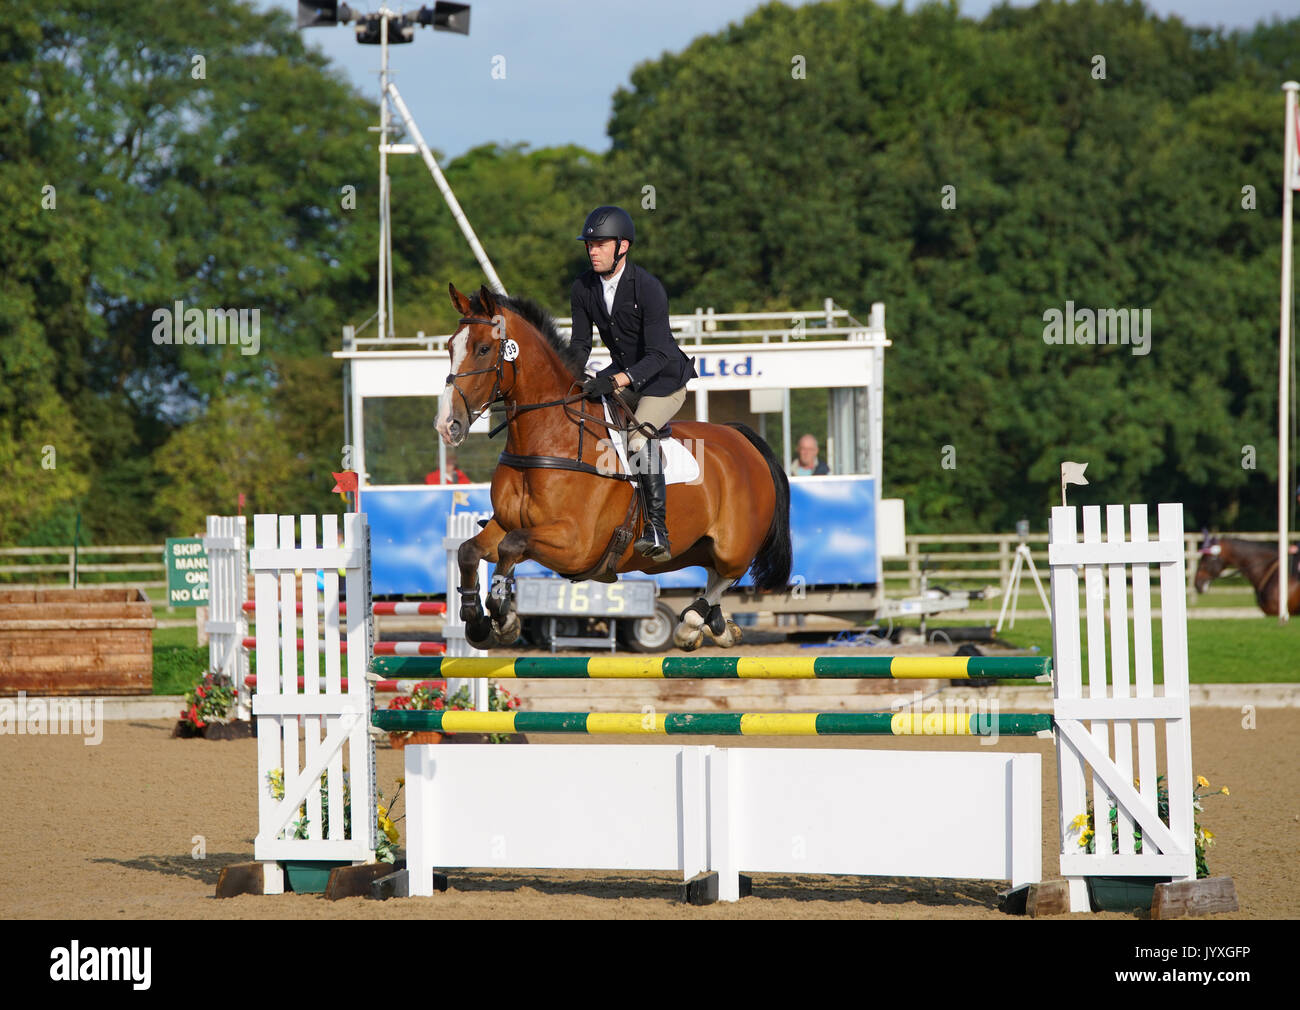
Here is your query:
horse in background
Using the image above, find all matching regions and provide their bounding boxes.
[1194,534,1300,617]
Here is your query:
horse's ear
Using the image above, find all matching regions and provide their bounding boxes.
[1199,527,1209,549]
[478,284,497,317]
[448,283,471,316]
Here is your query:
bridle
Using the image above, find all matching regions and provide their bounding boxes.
[446,314,604,440]
[444,315,518,436]
[444,312,662,480]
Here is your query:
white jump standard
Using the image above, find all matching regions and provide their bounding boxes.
[230,504,1198,911]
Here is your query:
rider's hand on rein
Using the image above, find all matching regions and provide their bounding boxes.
[581,374,616,400]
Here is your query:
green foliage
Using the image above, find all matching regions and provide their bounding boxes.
[391,142,605,334]
[3,0,371,544]
[963,615,1299,681]
[603,0,1300,531]
[152,645,211,695]
[5,0,1300,547]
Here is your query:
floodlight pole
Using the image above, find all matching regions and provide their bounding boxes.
[385,85,506,296]
[372,6,505,340]
[378,11,392,338]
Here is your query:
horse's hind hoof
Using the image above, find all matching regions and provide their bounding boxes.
[673,627,704,652]
[709,619,743,648]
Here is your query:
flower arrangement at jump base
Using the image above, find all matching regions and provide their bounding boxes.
[1070,774,1229,910]
[180,672,234,729]
[267,767,402,864]
[386,680,521,746]
[173,672,251,738]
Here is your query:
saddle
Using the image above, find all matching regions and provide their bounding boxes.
[567,389,665,583]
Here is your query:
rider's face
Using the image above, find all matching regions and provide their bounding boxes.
[585,238,626,273]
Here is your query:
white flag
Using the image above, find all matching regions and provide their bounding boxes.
[1061,461,1089,487]
[1060,461,1089,507]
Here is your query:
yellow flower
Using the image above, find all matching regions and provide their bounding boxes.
[1196,775,1209,788]
[397,777,405,786]
[1203,829,1214,842]
[1220,787,1229,796]
[1069,813,1089,831]
[377,804,388,818]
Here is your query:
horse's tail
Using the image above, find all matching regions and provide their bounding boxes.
[724,422,792,592]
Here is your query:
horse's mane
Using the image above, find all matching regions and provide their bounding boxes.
[468,291,586,380]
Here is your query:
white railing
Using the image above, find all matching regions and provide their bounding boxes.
[348,300,887,351]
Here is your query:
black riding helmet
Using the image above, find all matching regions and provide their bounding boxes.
[577,206,634,276]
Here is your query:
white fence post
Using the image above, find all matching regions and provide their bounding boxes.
[203,515,249,719]
[252,513,376,892]
[1049,503,1196,913]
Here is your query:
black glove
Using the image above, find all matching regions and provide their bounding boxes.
[581,374,616,399]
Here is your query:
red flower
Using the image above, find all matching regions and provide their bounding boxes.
[432,698,445,711]
[196,685,207,699]
[188,703,205,729]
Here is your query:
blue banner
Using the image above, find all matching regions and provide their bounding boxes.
[365,475,877,596]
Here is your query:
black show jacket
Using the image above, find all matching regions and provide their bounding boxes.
[569,262,697,396]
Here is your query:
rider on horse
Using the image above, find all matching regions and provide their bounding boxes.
[569,206,697,561]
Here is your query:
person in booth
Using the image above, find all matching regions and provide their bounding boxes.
[569,205,697,561]
[424,453,471,485]
[789,433,830,476]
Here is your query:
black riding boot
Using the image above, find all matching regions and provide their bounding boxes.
[632,442,670,560]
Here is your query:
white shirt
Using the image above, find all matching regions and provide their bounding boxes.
[601,261,626,316]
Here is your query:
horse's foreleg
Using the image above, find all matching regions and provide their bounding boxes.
[458,520,507,649]
[674,571,741,650]
[484,528,530,645]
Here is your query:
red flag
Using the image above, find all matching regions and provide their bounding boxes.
[1292,101,1300,191]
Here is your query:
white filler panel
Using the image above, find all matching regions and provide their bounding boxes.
[404,744,1041,900]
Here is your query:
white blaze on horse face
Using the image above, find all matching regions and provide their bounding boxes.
[436,325,470,443]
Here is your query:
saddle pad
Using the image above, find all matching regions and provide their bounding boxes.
[601,399,700,486]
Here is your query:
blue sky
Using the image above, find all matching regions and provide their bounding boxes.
[266,1,1297,161]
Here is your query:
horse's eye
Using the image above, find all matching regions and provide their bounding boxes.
[477,345,489,356]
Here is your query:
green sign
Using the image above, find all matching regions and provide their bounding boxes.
[164,537,209,607]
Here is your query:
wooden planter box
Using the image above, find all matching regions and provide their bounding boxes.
[0,588,156,696]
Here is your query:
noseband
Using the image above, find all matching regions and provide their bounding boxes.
[444,315,517,433]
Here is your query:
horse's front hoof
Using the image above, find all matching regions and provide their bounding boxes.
[465,616,494,649]
[490,613,521,646]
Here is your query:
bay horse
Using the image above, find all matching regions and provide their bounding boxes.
[1194,534,1300,617]
[436,284,792,650]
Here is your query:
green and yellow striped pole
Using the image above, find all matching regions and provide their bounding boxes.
[370,654,1051,680]
[373,709,1054,737]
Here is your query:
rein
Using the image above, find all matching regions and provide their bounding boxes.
[446,314,650,481]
